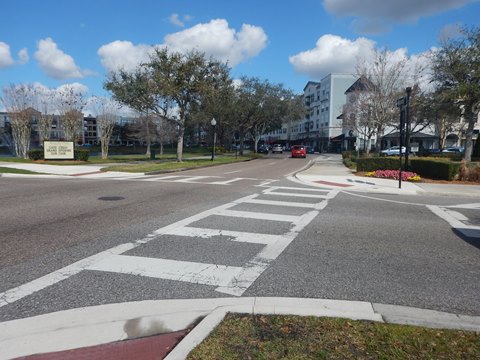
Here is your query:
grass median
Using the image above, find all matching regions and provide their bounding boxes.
[100,155,256,173]
[188,314,480,359]
[0,166,41,174]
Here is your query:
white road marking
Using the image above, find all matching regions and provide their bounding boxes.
[210,178,244,185]
[216,209,320,296]
[268,162,276,165]
[263,189,329,199]
[164,227,280,244]
[427,205,480,238]
[151,175,183,180]
[174,176,218,183]
[266,186,330,193]
[88,255,243,287]
[216,209,302,222]
[243,198,317,208]
[0,243,136,308]
[224,170,242,174]
[0,187,339,305]
[447,203,480,209]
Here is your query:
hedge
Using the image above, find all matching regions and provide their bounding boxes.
[356,157,403,172]
[74,149,90,161]
[27,148,44,160]
[410,158,460,181]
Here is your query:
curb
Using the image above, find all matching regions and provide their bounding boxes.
[1,297,479,359]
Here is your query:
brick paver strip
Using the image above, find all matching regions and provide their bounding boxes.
[315,180,353,187]
[20,330,188,360]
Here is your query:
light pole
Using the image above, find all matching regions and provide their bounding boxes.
[211,118,216,161]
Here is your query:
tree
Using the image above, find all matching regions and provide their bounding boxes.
[55,85,86,142]
[342,78,377,155]
[344,49,408,153]
[35,85,54,143]
[0,84,35,158]
[105,48,231,162]
[92,97,119,159]
[431,26,480,161]
[148,48,230,161]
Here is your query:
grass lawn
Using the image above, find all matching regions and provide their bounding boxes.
[188,314,480,359]
[101,155,255,173]
[0,166,41,174]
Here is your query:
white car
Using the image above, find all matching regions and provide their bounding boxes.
[271,144,283,154]
[381,146,406,156]
[442,147,464,153]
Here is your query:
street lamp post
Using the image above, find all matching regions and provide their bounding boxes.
[211,118,216,161]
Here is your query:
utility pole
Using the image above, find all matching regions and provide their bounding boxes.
[404,87,412,170]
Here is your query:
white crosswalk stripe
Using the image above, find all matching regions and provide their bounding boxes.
[0,186,339,306]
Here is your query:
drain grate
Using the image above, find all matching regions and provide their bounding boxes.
[98,196,125,201]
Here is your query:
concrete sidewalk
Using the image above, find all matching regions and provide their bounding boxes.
[1,297,479,359]
[0,162,145,179]
[295,154,480,196]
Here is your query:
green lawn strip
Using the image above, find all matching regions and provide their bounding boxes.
[101,156,255,173]
[188,314,480,360]
[0,166,42,174]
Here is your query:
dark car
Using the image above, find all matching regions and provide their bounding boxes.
[305,146,315,154]
[291,145,306,158]
[257,145,269,154]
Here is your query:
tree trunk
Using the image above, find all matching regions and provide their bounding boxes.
[145,120,151,156]
[101,139,109,160]
[463,108,475,162]
[176,112,185,162]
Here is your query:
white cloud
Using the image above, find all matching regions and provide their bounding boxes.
[98,40,153,73]
[164,19,267,66]
[55,82,89,96]
[18,48,29,64]
[0,42,15,68]
[323,0,477,34]
[34,38,84,79]
[98,19,268,72]
[290,34,433,90]
[169,13,194,27]
[289,35,375,79]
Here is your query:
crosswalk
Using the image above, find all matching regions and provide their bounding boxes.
[428,202,480,238]
[87,185,338,296]
[114,174,278,186]
[0,185,338,306]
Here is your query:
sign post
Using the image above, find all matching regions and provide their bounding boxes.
[396,97,406,189]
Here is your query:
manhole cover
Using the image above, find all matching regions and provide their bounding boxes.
[98,196,125,201]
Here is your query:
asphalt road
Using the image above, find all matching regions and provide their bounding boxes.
[0,153,479,322]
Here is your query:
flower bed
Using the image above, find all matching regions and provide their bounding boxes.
[365,170,421,182]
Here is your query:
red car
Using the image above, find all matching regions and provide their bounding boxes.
[291,145,306,158]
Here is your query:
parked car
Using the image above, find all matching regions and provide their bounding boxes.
[257,145,269,154]
[305,146,315,154]
[442,147,464,153]
[291,145,306,158]
[271,144,283,154]
[381,146,406,156]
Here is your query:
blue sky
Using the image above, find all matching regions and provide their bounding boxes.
[1,0,479,106]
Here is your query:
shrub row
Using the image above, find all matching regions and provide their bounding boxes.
[27,148,90,161]
[356,157,402,172]
[356,156,461,180]
[410,158,460,181]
